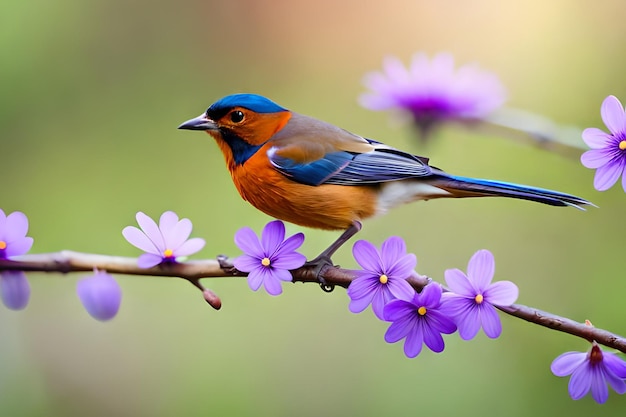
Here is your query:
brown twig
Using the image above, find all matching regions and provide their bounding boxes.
[1,251,624,353]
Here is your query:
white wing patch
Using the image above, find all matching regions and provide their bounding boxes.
[375,181,452,215]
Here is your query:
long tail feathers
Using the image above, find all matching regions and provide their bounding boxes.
[437,175,594,210]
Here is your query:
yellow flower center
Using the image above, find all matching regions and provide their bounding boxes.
[475,294,484,304]
[417,306,427,316]
[0,241,6,250]
[261,257,271,267]
[163,249,174,258]
[379,274,388,284]
[620,140,626,151]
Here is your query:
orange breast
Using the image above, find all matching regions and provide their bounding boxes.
[228,145,379,230]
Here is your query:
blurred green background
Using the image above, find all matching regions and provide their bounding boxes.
[2,0,626,415]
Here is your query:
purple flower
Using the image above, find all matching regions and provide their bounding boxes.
[234,220,306,296]
[383,282,457,358]
[0,209,34,310]
[359,52,506,133]
[581,95,626,192]
[77,270,122,321]
[443,249,518,340]
[122,211,206,268]
[347,237,416,320]
[551,342,626,404]
[0,209,34,259]
[1,271,31,311]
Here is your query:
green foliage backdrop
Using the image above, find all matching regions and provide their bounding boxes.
[1,1,625,416]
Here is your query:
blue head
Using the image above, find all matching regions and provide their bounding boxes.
[178,94,292,167]
[206,94,287,119]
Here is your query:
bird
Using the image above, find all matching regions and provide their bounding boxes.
[178,93,591,261]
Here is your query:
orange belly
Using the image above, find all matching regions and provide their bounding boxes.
[230,162,378,230]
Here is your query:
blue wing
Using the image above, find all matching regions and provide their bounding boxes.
[268,140,433,186]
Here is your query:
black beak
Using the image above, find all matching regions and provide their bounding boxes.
[178,114,218,131]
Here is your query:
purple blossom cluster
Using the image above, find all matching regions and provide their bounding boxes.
[359,52,506,134]
[344,237,519,356]
[0,210,205,321]
[342,237,626,403]
[229,225,626,405]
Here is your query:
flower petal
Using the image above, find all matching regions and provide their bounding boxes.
[581,127,611,149]
[603,351,626,378]
[417,282,442,308]
[425,309,457,335]
[348,277,378,314]
[164,218,193,250]
[262,273,284,296]
[444,268,475,297]
[0,271,30,310]
[137,253,163,268]
[382,56,410,84]
[4,211,29,242]
[384,313,415,343]
[234,227,264,258]
[352,240,383,273]
[233,254,261,272]
[581,149,612,169]
[386,253,417,279]
[484,280,518,306]
[479,303,502,338]
[600,95,626,135]
[174,237,205,257]
[271,252,307,270]
[594,159,623,191]
[387,276,416,302]
[568,363,593,400]
[135,212,165,251]
[444,296,480,340]
[262,220,286,255]
[380,236,406,267]
[349,293,375,314]
[421,320,446,353]
[603,360,626,395]
[279,268,296,282]
[551,351,587,377]
[347,274,378,299]
[122,226,159,254]
[467,249,495,290]
[403,323,425,358]
[158,211,180,237]
[76,271,122,321]
[5,237,34,258]
[590,366,609,404]
[246,268,266,291]
[274,232,305,256]
[371,285,393,320]
[383,298,415,321]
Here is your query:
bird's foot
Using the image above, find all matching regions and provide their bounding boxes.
[303,255,336,292]
[304,221,363,293]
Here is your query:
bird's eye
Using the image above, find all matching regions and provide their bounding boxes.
[230,110,245,123]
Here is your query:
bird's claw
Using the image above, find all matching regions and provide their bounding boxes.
[303,255,336,292]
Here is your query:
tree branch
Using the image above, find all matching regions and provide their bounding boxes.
[1,251,624,353]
